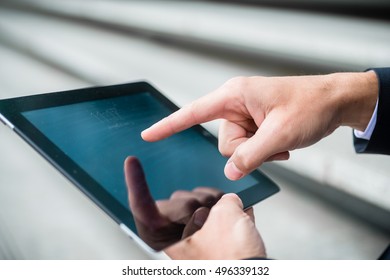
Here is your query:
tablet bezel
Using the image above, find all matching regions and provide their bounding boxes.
[0,81,279,252]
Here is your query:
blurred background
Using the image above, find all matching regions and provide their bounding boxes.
[0,0,389,259]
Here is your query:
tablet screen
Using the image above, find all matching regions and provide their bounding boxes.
[22,92,258,209]
[0,82,278,252]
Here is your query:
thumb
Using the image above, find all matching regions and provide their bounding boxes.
[224,119,289,180]
[181,207,210,239]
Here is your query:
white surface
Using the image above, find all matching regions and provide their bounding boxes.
[254,169,389,260]
[0,122,150,259]
[0,113,15,130]
[0,120,387,259]
[0,4,389,259]
[11,0,390,69]
[1,6,389,215]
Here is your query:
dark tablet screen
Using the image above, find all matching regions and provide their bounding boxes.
[22,92,258,209]
[0,82,279,251]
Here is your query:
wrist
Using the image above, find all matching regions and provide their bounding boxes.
[330,71,378,131]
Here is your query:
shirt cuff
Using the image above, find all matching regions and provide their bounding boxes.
[353,99,378,140]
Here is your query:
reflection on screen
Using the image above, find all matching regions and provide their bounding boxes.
[22,92,257,209]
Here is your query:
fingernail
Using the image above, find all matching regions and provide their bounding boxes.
[225,161,244,180]
[141,128,152,141]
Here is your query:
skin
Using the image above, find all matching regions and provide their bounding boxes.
[124,156,223,251]
[125,156,265,259]
[137,71,378,259]
[165,193,266,260]
[142,71,378,180]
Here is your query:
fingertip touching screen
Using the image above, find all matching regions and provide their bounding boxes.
[0,82,279,251]
[22,92,258,208]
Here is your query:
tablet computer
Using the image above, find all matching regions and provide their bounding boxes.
[0,81,279,253]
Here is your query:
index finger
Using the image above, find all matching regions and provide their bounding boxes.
[124,156,161,223]
[141,91,226,142]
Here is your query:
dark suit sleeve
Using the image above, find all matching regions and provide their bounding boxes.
[354,67,390,155]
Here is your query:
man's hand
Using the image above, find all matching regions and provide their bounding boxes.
[165,193,266,260]
[125,157,266,259]
[124,156,222,250]
[142,72,378,180]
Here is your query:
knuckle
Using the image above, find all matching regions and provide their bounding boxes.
[170,190,188,200]
[223,76,249,94]
[187,101,200,124]
[193,187,224,199]
[223,193,241,205]
[218,141,232,157]
[184,199,202,213]
[233,146,252,173]
[210,203,224,216]
[211,194,242,214]
[192,186,208,193]
[201,194,217,207]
